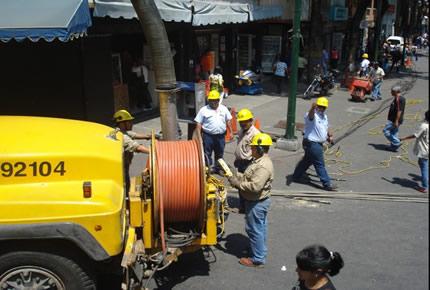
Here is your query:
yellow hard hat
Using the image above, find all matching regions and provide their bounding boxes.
[207,90,220,100]
[237,108,254,122]
[113,109,134,122]
[251,133,273,146]
[362,53,368,59]
[316,97,329,108]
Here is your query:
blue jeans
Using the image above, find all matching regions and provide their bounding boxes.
[245,198,271,264]
[202,131,226,169]
[418,158,428,189]
[383,121,401,147]
[371,80,382,100]
[293,139,332,187]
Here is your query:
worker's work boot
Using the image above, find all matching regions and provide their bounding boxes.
[239,257,264,268]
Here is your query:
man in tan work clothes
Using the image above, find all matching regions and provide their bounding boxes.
[228,133,274,268]
[113,109,150,194]
[234,108,260,213]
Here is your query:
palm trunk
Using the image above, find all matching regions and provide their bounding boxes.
[131,0,178,140]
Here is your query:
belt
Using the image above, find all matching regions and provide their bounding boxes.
[304,138,323,145]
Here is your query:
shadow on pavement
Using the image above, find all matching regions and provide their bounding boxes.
[152,249,212,289]
[408,173,422,181]
[381,176,419,190]
[215,233,249,259]
[368,143,390,151]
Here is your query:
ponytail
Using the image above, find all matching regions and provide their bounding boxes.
[328,251,344,276]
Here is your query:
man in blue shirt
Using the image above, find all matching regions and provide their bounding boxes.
[289,97,337,191]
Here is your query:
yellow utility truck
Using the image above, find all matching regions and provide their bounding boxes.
[0,116,227,289]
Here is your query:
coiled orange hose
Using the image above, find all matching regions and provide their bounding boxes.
[155,139,202,223]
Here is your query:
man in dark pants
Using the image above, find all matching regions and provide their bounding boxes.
[234,108,260,213]
[194,90,232,173]
[288,97,337,191]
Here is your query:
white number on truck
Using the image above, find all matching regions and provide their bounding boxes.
[1,161,66,177]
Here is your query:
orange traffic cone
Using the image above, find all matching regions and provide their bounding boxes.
[225,126,234,143]
[254,118,261,131]
[230,107,238,135]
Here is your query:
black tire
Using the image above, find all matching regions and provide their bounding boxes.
[0,251,96,290]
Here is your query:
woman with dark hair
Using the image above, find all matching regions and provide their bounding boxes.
[292,244,344,290]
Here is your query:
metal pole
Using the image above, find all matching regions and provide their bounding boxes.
[285,0,301,139]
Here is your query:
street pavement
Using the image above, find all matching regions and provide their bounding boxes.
[130,53,429,289]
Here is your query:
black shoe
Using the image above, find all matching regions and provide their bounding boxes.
[323,184,338,191]
[292,175,311,184]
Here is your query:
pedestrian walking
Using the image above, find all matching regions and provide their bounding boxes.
[369,62,385,101]
[209,66,227,101]
[113,109,150,194]
[227,133,274,267]
[330,47,339,70]
[273,56,288,95]
[298,54,308,83]
[400,111,429,193]
[292,244,344,290]
[383,86,406,152]
[194,90,232,174]
[234,108,261,213]
[320,49,329,75]
[131,58,152,110]
[289,97,337,191]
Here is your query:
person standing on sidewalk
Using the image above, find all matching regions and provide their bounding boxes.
[195,90,232,174]
[359,53,370,77]
[273,56,288,95]
[234,108,261,213]
[289,97,337,191]
[400,111,429,193]
[369,62,385,101]
[227,133,274,268]
[383,86,405,152]
[321,48,329,75]
[292,244,344,290]
[113,109,150,194]
[330,47,339,70]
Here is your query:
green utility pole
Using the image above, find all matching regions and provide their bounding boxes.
[285,0,301,139]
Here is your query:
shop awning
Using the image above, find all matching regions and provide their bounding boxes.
[0,0,92,42]
[93,0,193,23]
[192,1,249,26]
[248,4,283,22]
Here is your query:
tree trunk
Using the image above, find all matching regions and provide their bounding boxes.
[131,0,178,140]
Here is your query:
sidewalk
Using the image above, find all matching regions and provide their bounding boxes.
[131,56,428,194]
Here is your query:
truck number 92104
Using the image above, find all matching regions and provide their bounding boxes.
[1,161,66,177]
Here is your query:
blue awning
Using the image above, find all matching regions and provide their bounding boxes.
[0,0,92,43]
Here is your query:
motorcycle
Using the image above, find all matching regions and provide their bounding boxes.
[303,67,338,99]
[234,69,263,95]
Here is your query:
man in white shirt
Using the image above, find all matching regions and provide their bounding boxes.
[369,62,385,101]
[401,111,429,193]
[132,58,152,110]
[359,53,370,77]
[195,90,232,173]
[288,97,337,191]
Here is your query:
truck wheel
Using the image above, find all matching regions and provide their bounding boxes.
[0,251,96,290]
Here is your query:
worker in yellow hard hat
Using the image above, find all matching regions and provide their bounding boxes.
[288,97,337,191]
[359,52,371,77]
[227,132,274,268]
[233,108,261,213]
[194,90,233,173]
[113,109,150,193]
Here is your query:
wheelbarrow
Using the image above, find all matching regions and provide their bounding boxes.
[350,77,373,102]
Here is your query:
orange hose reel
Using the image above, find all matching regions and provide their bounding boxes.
[152,138,206,236]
